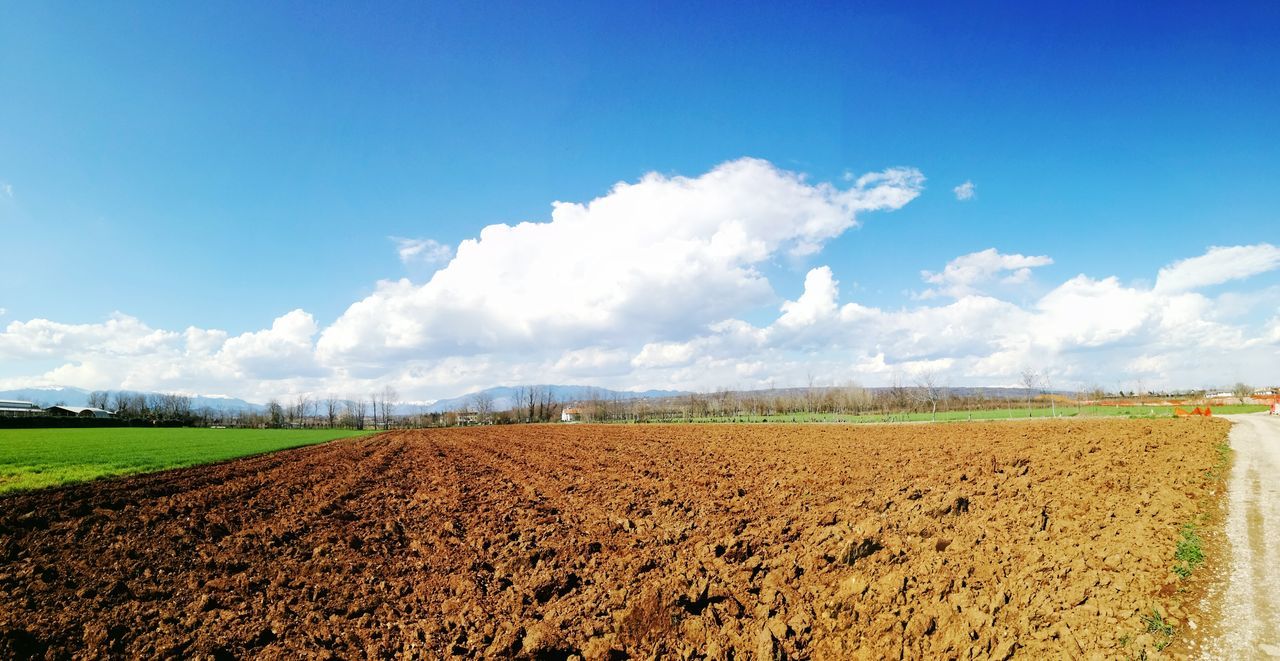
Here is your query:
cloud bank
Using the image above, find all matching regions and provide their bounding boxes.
[1,159,1277,402]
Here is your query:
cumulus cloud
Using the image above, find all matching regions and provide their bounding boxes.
[393,237,453,267]
[777,267,840,328]
[215,309,322,380]
[2,155,1278,401]
[0,310,326,400]
[1153,243,1280,293]
[953,181,975,201]
[919,248,1053,298]
[316,158,924,366]
[661,243,1276,391]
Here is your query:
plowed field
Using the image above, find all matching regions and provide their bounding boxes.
[0,419,1225,659]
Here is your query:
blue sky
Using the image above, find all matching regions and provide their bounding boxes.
[1,2,1278,401]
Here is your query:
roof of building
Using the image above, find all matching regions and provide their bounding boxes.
[46,405,114,415]
[0,400,40,409]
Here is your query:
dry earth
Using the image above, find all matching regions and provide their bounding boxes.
[0,419,1226,659]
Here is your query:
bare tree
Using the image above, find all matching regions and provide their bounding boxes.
[293,394,312,428]
[266,399,285,428]
[347,397,368,430]
[369,391,384,429]
[512,386,528,422]
[87,391,111,409]
[1233,382,1253,404]
[471,391,494,422]
[324,394,340,429]
[1042,372,1056,418]
[1020,368,1039,418]
[379,385,399,429]
[915,371,943,421]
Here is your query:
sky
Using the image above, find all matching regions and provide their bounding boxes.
[1,1,1278,403]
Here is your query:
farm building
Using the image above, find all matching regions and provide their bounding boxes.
[561,407,582,422]
[44,405,115,418]
[0,400,43,417]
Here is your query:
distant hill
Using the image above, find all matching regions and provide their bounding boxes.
[0,386,263,412]
[422,385,688,413]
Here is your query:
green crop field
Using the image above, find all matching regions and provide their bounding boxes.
[0,428,376,494]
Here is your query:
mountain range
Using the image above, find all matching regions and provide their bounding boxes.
[0,386,263,412]
[418,385,689,413]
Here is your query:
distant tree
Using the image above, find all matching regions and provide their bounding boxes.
[87,390,111,409]
[1020,368,1039,417]
[347,397,368,430]
[266,399,285,428]
[914,371,942,421]
[511,386,528,422]
[471,391,494,422]
[324,394,340,429]
[379,386,398,429]
[368,391,381,429]
[1233,382,1253,404]
[292,394,312,428]
[1042,372,1056,417]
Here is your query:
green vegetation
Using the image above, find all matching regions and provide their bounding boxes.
[1172,522,1205,579]
[1207,438,1233,481]
[1141,609,1175,651]
[0,428,374,494]
[643,403,1268,425]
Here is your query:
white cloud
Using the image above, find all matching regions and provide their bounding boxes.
[0,310,325,400]
[920,248,1053,298]
[777,267,839,328]
[0,182,12,198]
[215,309,322,380]
[632,341,700,369]
[317,158,923,366]
[953,181,975,201]
[553,346,631,376]
[393,237,453,267]
[3,159,1279,402]
[1153,244,1280,293]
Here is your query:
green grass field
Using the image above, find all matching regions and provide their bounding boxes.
[662,404,1270,424]
[0,428,375,494]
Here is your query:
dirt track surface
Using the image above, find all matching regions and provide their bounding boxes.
[1193,414,1280,659]
[0,420,1225,659]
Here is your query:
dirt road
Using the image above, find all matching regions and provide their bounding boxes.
[1195,413,1280,658]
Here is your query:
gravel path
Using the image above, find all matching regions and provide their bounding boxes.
[1196,413,1280,659]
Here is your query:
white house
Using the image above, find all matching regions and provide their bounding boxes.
[561,407,582,423]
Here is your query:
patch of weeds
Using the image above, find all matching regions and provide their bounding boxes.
[1206,439,1232,481]
[1142,609,1175,651]
[1172,522,1204,579]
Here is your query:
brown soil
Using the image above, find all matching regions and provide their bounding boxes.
[0,419,1226,659]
